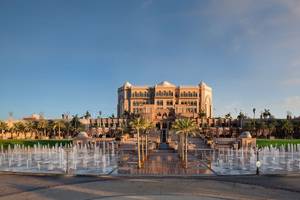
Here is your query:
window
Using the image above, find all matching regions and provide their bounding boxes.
[157,100,163,106]
[167,100,173,106]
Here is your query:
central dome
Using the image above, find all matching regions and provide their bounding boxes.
[240,131,252,139]
[156,81,175,87]
[76,132,90,139]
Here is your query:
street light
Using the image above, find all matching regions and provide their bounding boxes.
[256,147,262,175]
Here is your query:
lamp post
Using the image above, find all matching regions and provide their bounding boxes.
[256,148,261,175]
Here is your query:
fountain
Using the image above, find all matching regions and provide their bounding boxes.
[0,141,118,175]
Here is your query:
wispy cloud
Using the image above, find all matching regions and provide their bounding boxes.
[283,96,300,114]
[141,0,153,9]
[281,59,300,86]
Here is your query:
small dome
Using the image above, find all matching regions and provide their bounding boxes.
[199,81,207,87]
[156,81,175,87]
[123,81,132,87]
[76,132,90,139]
[240,131,252,139]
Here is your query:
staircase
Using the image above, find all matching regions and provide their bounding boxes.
[159,143,170,150]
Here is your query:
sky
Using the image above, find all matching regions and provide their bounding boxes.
[0,0,300,120]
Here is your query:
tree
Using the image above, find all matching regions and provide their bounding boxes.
[64,121,71,137]
[256,121,267,137]
[0,121,8,135]
[54,120,66,138]
[142,120,154,161]
[225,113,232,119]
[129,117,146,169]
[70,115,82,135]
[282,120,294,138]
[24,121,36,139]
[13,121,25,138]
[117,121,127,140]
[237,112,246,129]
[267,120,277,138]
[262,109,271,119]
[84,111,91,119]
[172,118,198,169]
[38,119,48,138]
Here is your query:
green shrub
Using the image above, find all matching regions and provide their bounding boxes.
[257,139,300,148]
[0,139,73,149]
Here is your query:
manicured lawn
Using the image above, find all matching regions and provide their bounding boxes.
[257,139,300,148]
[0,139,73,149]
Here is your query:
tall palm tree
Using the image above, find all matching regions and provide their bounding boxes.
[117,121,127,140]
[237,112,246,129]
[38,119,48,138]
[172,118,198,169]
[282,120,294,139]
[70,115,81,136]
[256,121,267,137]
[267,120,277,138]
[13,121,25,138]
[129,117,146,169]
[24,121,35,139]
[143,121,154,160]
[262,109,271,119]
[64,121,71,137]
[0,121,8,136]
[54,120,66,138]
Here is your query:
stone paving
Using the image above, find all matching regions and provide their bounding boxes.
[0,174,300,199]
[120,150,213,175]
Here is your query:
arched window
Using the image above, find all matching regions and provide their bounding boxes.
[163,91,167,96]
[158,91,162,96]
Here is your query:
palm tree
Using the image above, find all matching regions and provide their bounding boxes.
[256,121,267,138]
[24,121,36,139]
[64,121,71,137]
[237,112,246,129]
[53,120,66,138]
[282,120,294,139]
[129,117,146,169]
[70,115,81,136]
[143,121,154,160]
[117,121,127,140]
[172,118,198,169]
[0,121,8,136]
[84,111,91,119]
[13,121,25,138]
[38,119,48,138]
[262,109,271,119]
[267,120,277,138]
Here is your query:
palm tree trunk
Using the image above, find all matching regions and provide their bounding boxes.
[185,133,188,169]
[141,135,144,163]
[137,129,141,169]
[181,135,185,162]
[58,125,61,138]
[145,135,148,160]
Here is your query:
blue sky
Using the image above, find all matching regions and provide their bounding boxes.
[0,0,300,119]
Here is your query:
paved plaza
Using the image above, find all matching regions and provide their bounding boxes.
[0,174,299,200]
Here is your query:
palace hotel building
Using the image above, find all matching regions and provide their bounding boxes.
[117,81,213,142]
